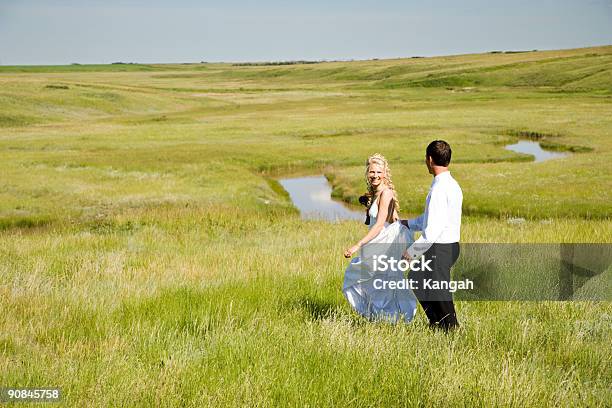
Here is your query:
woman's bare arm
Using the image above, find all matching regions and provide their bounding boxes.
[344,189,392,258]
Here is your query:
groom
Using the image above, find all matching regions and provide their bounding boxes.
[401,140,463,331]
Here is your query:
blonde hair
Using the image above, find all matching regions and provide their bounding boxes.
[364,153,400,220]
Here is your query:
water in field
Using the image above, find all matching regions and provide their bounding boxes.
[505,140,568,163]
[279,175,365,222]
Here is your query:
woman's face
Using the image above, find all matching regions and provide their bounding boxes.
[368,163,385,188]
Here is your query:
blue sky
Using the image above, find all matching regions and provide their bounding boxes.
[1,0,611,65]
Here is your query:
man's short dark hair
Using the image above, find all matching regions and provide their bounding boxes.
[426,140,452,167]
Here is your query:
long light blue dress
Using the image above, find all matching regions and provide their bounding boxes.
[342,197,418,323]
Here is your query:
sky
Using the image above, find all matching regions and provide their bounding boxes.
[0,0,611,65]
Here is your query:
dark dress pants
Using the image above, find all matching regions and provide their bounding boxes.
[411,242,460,331]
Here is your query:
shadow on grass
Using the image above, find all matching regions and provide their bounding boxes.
[292,296,338,320]
[0,215,55,232]
[284,295,369,327]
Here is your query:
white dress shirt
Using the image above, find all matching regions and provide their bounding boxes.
[406,171,462,258]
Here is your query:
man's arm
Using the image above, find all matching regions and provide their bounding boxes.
[401,213,424,231]
[405,188,447,259]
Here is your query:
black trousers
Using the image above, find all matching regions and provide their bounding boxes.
[411,242,460,331]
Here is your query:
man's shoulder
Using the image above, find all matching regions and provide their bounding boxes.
[434,173,462,195]
[447,172,462,188]
[450,176,462,190]
[435,173,460,187]
[450,177,463,195]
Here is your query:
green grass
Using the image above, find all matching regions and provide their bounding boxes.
[0,45,611,406]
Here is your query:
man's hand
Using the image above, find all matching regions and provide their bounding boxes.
[401,249,412,262]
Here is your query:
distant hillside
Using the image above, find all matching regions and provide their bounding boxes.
[0,63,176,73]
[1,46,610,91]
[211,45,612,91]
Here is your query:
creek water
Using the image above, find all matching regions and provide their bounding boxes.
[281,141,567,220]
[278,175,365,222]
[505,140,568,163]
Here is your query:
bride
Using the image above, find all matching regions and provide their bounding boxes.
[342,153,417,323]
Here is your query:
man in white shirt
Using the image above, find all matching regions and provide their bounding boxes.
[402,140,462,331]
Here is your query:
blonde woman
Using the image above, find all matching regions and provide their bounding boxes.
[342,154,417,322]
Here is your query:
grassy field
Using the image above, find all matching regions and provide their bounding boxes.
[1,46,611,406]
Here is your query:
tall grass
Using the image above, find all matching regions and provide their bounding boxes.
[1,46,610,406]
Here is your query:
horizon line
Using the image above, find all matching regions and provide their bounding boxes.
[2,44,610,67]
